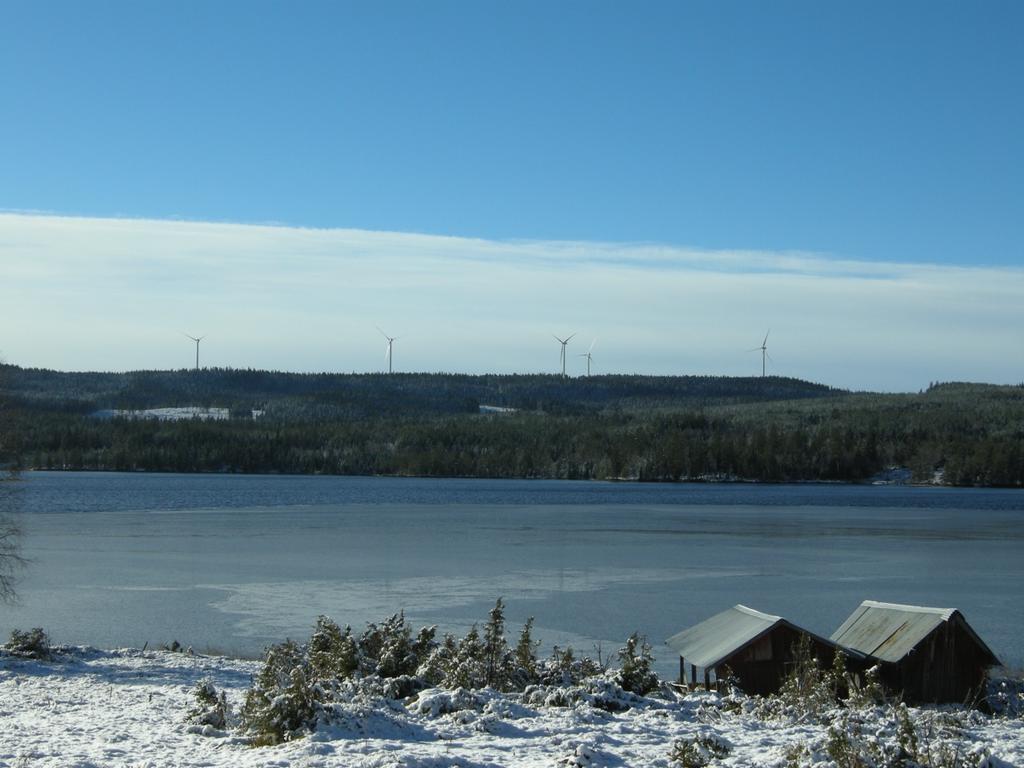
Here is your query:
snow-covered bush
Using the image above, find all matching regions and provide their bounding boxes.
[668,731,731,767]
[613,632,658,695]
[417,600,540,693]
[481,597,511,689]
[239,639,321,745]
[408,686,486,717]
[308,615,358,681]
[523,676,643,712]
[227,601,672,746]
[186,679,229,730]
[773,702,994,768]
[5,627,50,659]
[417,632,458,685]
[538,645,604,687]
[358,611,436,678]
[510,616,540,687]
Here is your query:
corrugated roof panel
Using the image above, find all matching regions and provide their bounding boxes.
[830,600,953,663]
[665,604,782,669]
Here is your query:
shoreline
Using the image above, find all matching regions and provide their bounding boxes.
[9,467,988,489]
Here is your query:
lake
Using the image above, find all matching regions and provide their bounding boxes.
[1,472,1021,680]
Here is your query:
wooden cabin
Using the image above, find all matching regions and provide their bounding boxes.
[831,600,1000,704]
[666,604,861,695]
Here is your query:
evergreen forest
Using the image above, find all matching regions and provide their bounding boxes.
[1,363,1022,486]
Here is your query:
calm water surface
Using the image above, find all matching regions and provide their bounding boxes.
[1,472,1021,679]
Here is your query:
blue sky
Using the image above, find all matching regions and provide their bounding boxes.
[1,2,1022,389]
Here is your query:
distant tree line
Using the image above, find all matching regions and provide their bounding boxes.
[1,365,1022,486]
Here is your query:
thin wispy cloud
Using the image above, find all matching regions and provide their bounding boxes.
[1,212,1021,392]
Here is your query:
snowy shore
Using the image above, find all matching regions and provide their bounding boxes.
[2,647,1023,767]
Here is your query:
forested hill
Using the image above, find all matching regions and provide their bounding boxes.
[1,365,838,417]
[2,365,1022,486]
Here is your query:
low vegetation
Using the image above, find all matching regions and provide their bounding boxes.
[230,599,659,745]
[2,620,1018,763]
[169,603,1024,765]
[3,627,51,659]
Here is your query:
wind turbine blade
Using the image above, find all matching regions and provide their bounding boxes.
[377,326,390,339]
[588,338,597,352]
[566,333,576,343]
[746,347,762,352]
[766,351,774,363]
[763,330,770,346]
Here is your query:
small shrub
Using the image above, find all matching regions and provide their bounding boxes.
[614,632,659,695]
[825,721,867,768]
[777,634,836,720]
[308,616,358,682]
[5,627,50,659]
[410,625,438,669]
[539,645,603,687]
[783,743,809,768]
[895,702,919,761]
[187,679,228,730]
[669,732,731,767]
[409,686,486,717]
[417,632,458,686]
[830,647,849,698]
[482,598,510,689]
[845,664,886,709]
[444,625,487,689]
[360,612,418,677]
[239,640,320,746]
[511,616,540,687]
[522,676,641,712]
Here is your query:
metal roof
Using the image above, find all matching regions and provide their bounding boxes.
[664,605,784,669]
[830,600,999,665]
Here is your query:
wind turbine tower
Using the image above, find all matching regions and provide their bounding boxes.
[378,327,397,374]
[749,330,771,377]
[554,333,575,378]
[183,333,205,371]
[578,339,596,377]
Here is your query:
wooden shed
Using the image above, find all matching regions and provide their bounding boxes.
[666,604,860,695]
[831,600,1000,704]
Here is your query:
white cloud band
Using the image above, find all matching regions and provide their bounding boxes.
[1,212,1021,391]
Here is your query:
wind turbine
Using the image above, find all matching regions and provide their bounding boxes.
[554,333,575,377]
[748,330,771,377]
[183,333,205,371]
[578,339,597,377]
[377,327,397,374]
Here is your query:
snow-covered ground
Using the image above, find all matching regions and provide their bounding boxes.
[1,647,1022,767]
[91,406,230,421]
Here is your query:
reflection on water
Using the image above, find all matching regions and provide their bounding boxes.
[1,472,1021,678]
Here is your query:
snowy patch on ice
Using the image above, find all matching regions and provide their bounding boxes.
[200,568,725,641]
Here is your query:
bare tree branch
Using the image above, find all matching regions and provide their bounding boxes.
[0,517,26,604]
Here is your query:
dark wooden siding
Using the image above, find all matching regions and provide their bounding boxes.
[879,618,993,704]
[715,625,854,696]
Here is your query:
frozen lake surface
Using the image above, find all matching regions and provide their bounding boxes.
[2,472,1021,679]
